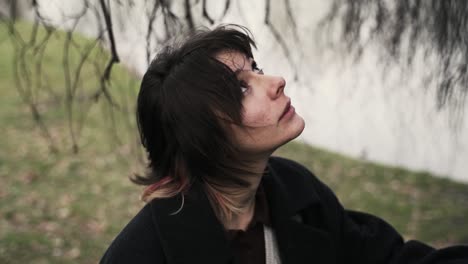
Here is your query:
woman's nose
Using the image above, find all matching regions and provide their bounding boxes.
[268,76,286,99]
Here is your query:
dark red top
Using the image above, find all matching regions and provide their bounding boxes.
[225,184,271,264]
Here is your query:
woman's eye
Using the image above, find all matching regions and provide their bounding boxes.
[239,81,249,93]
[253,67,264,75]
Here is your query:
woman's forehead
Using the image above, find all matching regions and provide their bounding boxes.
[215,50,253,72]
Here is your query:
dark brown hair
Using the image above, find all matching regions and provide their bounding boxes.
[134,25,258,219]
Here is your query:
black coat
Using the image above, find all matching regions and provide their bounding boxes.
[101,157,468,264]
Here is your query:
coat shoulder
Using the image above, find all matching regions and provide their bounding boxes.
[268,156,325,195]
[268,156,318,181]
[100,201,165,264]
[267,156,332,208]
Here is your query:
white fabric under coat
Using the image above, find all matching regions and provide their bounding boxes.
[264,225,282,264]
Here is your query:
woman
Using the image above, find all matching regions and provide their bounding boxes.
[101,25,468,264]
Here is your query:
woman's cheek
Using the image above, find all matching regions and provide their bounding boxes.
[243,109,271,127]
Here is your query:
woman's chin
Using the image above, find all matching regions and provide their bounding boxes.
[290,115,306,139]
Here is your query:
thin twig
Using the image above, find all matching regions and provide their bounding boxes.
[202,0,214,25]
[94,0,120,107]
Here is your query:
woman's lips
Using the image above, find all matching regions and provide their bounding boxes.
[279,100,294,121]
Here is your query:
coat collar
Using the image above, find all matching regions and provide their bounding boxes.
[262,157,320,224]
[263,157,336,264]
[150,157,335,264]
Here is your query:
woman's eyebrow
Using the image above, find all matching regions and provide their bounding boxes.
[234,58,255,76]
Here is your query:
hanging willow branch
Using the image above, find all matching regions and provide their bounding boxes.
[321,0,468,114]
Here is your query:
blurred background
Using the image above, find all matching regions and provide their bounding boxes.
[1,0,468,263]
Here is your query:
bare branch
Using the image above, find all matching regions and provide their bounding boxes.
[185,0,195,31]
[94,0,120,107]
[222,0,231,18]
[202,0,214,25]
[100,0,119,65]
[10,13,58,153]
[146,0,160,65]
[264,0,299,80]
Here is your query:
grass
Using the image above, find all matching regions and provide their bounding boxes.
[1,21,468,263]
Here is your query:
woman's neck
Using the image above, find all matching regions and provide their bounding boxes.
[219,156,269,230]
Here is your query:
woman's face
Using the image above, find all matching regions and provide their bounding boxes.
[217,51,305,157]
